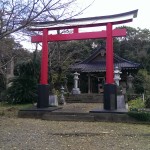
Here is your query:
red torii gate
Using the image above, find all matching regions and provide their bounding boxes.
[30,10,138,109]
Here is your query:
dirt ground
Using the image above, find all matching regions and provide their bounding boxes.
[0,116,150,150]
[0,103,150,150]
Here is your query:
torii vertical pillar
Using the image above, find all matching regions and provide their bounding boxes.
[104,23,117,110]
[37,29,49,108]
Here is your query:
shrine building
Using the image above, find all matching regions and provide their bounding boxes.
[70,46,141,94]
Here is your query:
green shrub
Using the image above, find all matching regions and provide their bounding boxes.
[6,77,38,104]
[128,111,150,122]
[145,96,150,108]
[6,60,40,104]
[128,98,145,110]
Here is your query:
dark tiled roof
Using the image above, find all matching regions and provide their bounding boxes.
[70,47,141,73]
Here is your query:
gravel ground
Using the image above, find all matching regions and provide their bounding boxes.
[0,117,150,150]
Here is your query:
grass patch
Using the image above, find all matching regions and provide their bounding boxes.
[0,102,33,117]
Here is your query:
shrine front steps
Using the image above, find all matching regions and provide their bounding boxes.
[65,93,103,103]
[43,112,95,122]
[18,110,137,123]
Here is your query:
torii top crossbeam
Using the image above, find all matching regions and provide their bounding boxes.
[29,9,138,85]
[29,9,138,31]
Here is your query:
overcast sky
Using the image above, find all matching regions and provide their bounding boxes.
[79,0,150,29]
[21,0,150,50]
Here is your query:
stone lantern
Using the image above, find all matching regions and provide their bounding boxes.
[72,72,81,94]
[60,86,66,105]
[127,74,134,89]
[114,66,122,86]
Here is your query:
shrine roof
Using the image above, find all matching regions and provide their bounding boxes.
[70,47,141,73]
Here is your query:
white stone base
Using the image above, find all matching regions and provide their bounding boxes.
[49,95,58,106]
[72,88,81,94]
[117,95,126,109]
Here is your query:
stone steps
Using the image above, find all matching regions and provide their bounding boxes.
[42,112,94,121]
[66,94,103,103]
[18,108,138,123]
[42,111,137,123]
